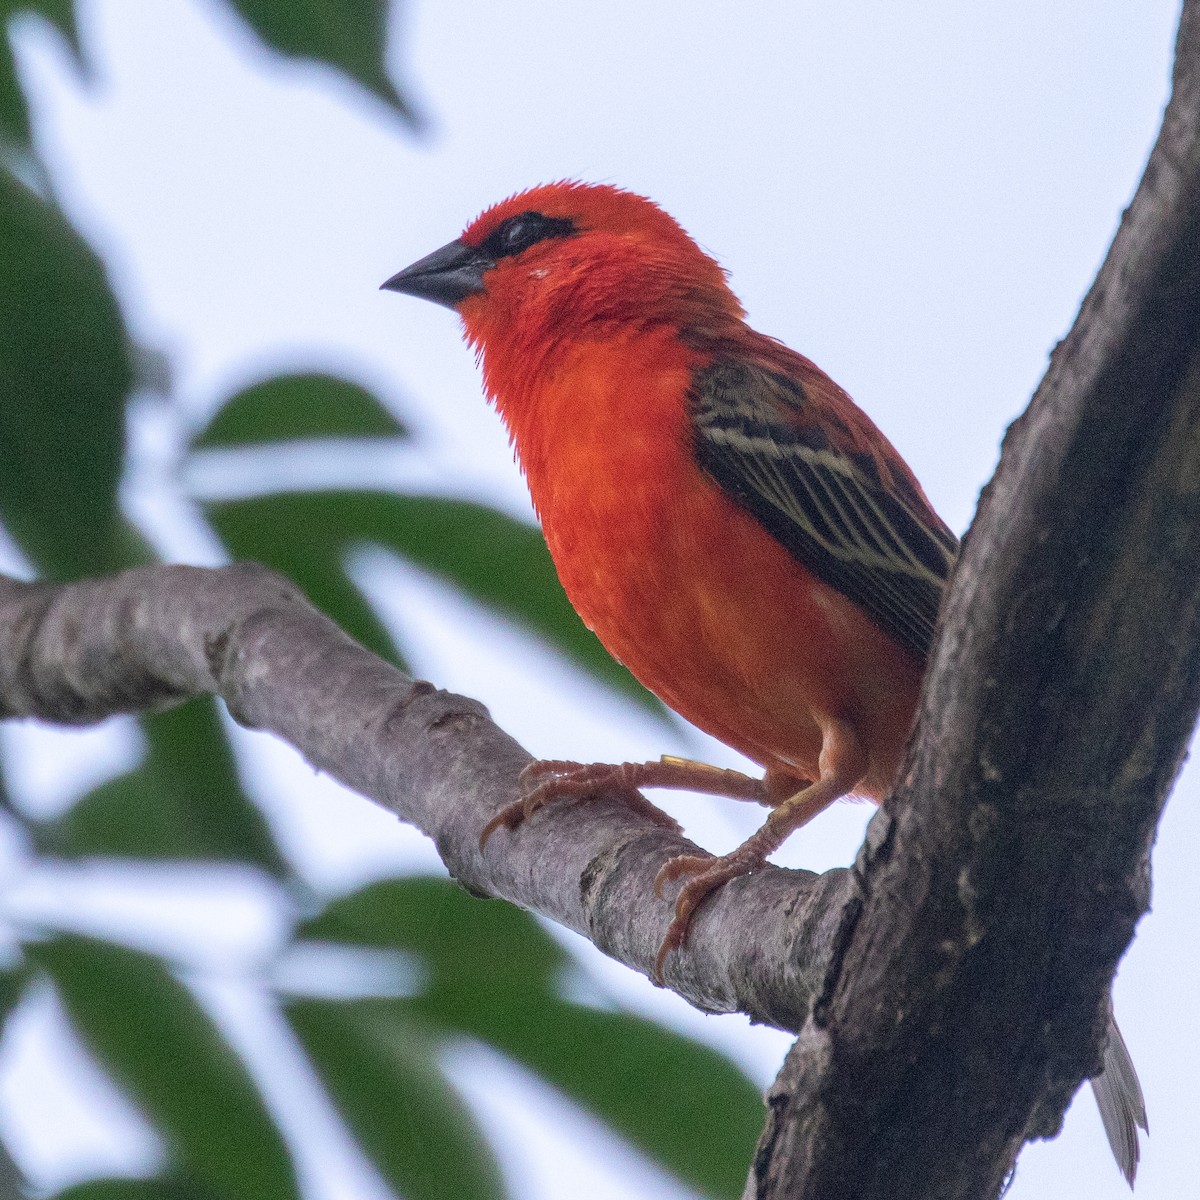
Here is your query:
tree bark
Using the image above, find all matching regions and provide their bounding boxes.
[1,5,1199,1199]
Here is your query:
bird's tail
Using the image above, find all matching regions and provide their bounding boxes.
[1090,1013,1148,1187]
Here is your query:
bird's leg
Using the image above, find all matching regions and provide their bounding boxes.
[479,755,776,849]
[652,718,867,980]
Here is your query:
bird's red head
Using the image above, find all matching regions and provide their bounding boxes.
[382,182,744,356]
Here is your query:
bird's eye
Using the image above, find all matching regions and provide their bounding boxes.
[499,215,542,254]
[483,212,577,260]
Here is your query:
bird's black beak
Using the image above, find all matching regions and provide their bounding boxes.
[380,239,492,309]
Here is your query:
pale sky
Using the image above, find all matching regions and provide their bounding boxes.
[0,2,1195,1198]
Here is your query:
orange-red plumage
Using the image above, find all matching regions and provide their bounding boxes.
[449,183,941,801]
[383,183,1146,1180]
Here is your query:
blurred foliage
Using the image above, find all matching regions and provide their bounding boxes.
[299,878,766,1198]
[286,995,508,1200]
[0,2,762,1199]
[0,0,80,146]
[0,960,26,1026]
[192,373,409,448]
[228,0,419,126]
[0,166,136,578]
[34,936,299,1200]
[35,698,288,872]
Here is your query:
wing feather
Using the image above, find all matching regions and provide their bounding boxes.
[690,357,959,661]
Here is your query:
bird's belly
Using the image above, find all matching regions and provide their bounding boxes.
[540,465,918,791]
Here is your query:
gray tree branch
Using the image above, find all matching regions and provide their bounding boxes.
[0,562,848,1031]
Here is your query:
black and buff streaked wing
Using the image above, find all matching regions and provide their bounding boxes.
[690,357,959,662]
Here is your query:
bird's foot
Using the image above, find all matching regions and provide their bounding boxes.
[651,839,775,981]
[479,758,688,849]
[649,762,854,981]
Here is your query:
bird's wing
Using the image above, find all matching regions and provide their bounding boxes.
[689,355,959,662]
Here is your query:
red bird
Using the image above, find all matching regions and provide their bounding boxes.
[384,182,1145,1180]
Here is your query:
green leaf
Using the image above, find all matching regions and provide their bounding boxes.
[489,1005,763,1200]
[301,878,763,1198]
[3,0,83,56]
[39,0,81,55]
[0,957,27,1027]
[33,935,299,1200]
[228,0,418,125]
[299,876,565,992]
[0,40,30,147]
[48,1178,212,1200]
[0,167,134,577]
[193,374,408,449]
[206,491,662,713]
[0,2,82,146]
[36,771,169,858]
[286,997,507,1200]
[36,699,289,876]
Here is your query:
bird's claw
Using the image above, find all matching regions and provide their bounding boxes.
[479,758,681,851]
[652,853,711,899]
[652,847,771,982]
